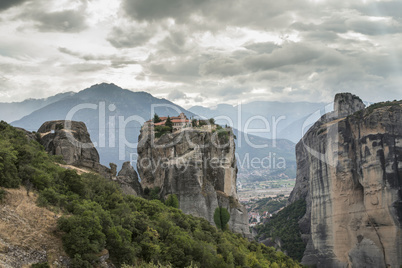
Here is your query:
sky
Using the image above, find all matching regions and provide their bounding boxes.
[0,0,401,108]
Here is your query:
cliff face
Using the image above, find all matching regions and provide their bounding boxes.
[116,161,143,196]
[289,93,402,267]
[137,124,250,237]
[38,120,102,170]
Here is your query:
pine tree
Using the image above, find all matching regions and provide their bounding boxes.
[214,207,230,230]
[153,114,161,123]
[165,116,173,132]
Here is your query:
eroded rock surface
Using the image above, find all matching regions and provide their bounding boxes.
[289,93,402,267]
[137,124,250,237]
[38,120,109,176]
[38,121,141,196]
[116,162,143,196]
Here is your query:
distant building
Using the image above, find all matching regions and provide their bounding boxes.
[249,212,261,223]
[149,113,191,131]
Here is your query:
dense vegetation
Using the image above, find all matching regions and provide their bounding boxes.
[256,199,307,262]
[352,100,402,118]
[366,100,402,115]
[0,121,302,267]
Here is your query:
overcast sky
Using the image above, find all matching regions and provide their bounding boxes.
[0,0,401,107]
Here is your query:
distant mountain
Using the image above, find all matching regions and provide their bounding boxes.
[12,83,195,167]
[189,101,329,143]
[9,83,297,181]
[0,92,74,123]
[233,128,296,181]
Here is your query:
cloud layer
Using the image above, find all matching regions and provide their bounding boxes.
[0,0,401,106]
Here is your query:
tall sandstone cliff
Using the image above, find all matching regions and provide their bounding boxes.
[137,124,250,237]
[289,93,402,267]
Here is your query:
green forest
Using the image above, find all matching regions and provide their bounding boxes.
[256,200,306,262]
[0,121,302,268]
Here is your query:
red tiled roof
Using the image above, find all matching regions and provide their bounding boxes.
[148,114,189,126]
[171,119,189,123]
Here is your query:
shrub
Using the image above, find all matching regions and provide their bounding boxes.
[0,188,6,202]
[154,126,172,138]
[214,207,230,230]
[165,194,179,208]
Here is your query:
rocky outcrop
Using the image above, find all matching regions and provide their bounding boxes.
[37,121,141,196]
[137,124,250,237]
[37,120,112,177]
[289,93,402,267]
[116,162,143,196]
[333,93,365,119]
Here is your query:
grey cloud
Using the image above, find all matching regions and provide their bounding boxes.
[107,25,155,48]
[122,0,208,23]
[65,63,107,73]
[243,43,321,71]
[10,0,89,33]
[293,13,402,37]
[0,0,29,11]
[168,90,187,100]
[244,42,280,54]
[354,1,402,19]
[159,30,188,54]
[145,53,205,82]
[29,9,88,32]
[110,59,139,68]
[199,57,244,77]
[253,70,286,82]
[303,31,339,43]
[347,19,402,36]
[58,47,138,68]
[217,86,247,98]
[59,47,110,61]
[121,0,308,31]
[194,95,204,102]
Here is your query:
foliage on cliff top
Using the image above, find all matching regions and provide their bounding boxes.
[365,100,402,114]
[351,100,402,118]
[256,199,307,262]
[0,121,302,268]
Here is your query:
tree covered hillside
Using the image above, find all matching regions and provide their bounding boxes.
[0,121,302,268]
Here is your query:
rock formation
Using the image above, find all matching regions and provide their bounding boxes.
[137,124,250,237]
[116,162,143,196]
[289,93,402,267]
[37,120,142,195]
[38,120,103,171]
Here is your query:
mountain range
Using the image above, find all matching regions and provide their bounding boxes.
[2,83,297,181]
